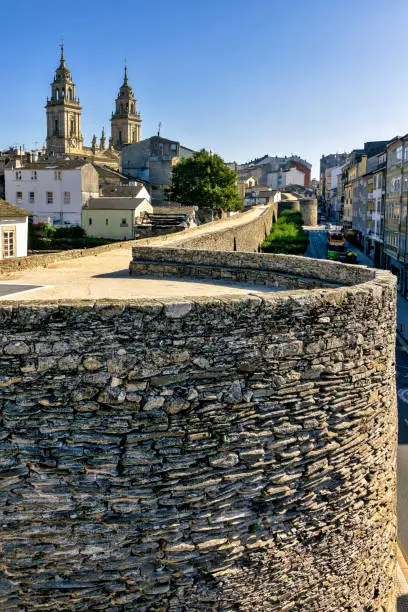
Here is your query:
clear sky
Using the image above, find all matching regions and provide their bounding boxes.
[1,0,408,177]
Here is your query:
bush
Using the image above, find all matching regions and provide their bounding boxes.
[30,236,53,249]
[54,226,86,239]
[28,223,56,238]
[28,224,116,251]
[261,211,309,255]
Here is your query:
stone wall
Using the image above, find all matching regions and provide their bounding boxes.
[130,246,375,288]
[0,264,397,610]
[300,199,318,226]
[167,205,274,253]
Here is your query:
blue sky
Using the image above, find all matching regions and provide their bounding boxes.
[1,0,408,177]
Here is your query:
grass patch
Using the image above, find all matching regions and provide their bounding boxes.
[260,211,309,255]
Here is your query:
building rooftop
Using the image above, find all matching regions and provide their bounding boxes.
[7,159,91,171]
[0,199,31,217]
[87,196,148,210]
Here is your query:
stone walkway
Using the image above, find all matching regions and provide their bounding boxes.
[0,246,282,302]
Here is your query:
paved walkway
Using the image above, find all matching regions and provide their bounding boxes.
[0,247,281,302]
[0,206,281,302]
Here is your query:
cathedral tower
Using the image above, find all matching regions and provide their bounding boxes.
[110,64,141,150]
[45,45,83,154]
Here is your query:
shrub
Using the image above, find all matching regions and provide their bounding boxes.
[54,226,86,239]
[30,236,53,249]
[261,211,309,255]
[29,223,56,237]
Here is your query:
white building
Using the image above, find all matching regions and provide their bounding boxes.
[4,160,99,226]
[0,199,29,260]
[267,167,305,189]
[327,164,346,222]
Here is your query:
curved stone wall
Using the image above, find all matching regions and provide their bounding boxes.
[0,258,397,610]
[278,200,301,215]
[276,200,317,227]
[300,198,318,226]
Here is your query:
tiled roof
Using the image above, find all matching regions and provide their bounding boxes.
[0,199,31,217]
[86,197,148,210]
[7,159,90,171]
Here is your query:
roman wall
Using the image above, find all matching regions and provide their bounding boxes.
[300,199,318,226]
[129,246,374,288]
[0,205,274,276]
[0,258,397,610]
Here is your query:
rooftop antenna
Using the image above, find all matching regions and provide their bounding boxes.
[157,121,162,137]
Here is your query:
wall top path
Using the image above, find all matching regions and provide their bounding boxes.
[0,202,395,306]
[0,206,273,277]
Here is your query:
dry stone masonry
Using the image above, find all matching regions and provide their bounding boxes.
[0,205,398,610]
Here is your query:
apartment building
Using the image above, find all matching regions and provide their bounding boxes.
[383,136,408,294]
[4,160,99,226]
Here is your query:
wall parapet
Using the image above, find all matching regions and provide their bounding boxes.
[130,246,376,289]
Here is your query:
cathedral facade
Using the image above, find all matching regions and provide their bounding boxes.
[45,46,142,167]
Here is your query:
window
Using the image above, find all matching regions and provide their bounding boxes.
[64,191,70,204]
[16,191,22,204]
[368,182,373,193]
[54,119,59,135]
[55,170,61,180]
[120,217,128,226]
[29,192,35,204]
[31,170,37,180]
[2,227,15,258]
[88,218,92,226]
[47,191,53,204]
[397,146,403,161]
[105,218,109,225]
[15,171,21,180]
[391,176,401,193]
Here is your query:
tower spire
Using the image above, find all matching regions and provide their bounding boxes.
[124,59,128,85]
[60,40,65,66]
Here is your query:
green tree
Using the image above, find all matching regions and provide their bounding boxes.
[166,149,243,212]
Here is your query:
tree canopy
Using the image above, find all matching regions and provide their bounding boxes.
[166,149,243,211]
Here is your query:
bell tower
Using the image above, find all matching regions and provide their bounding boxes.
[45,45,83,154]
[110,64,141,150]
